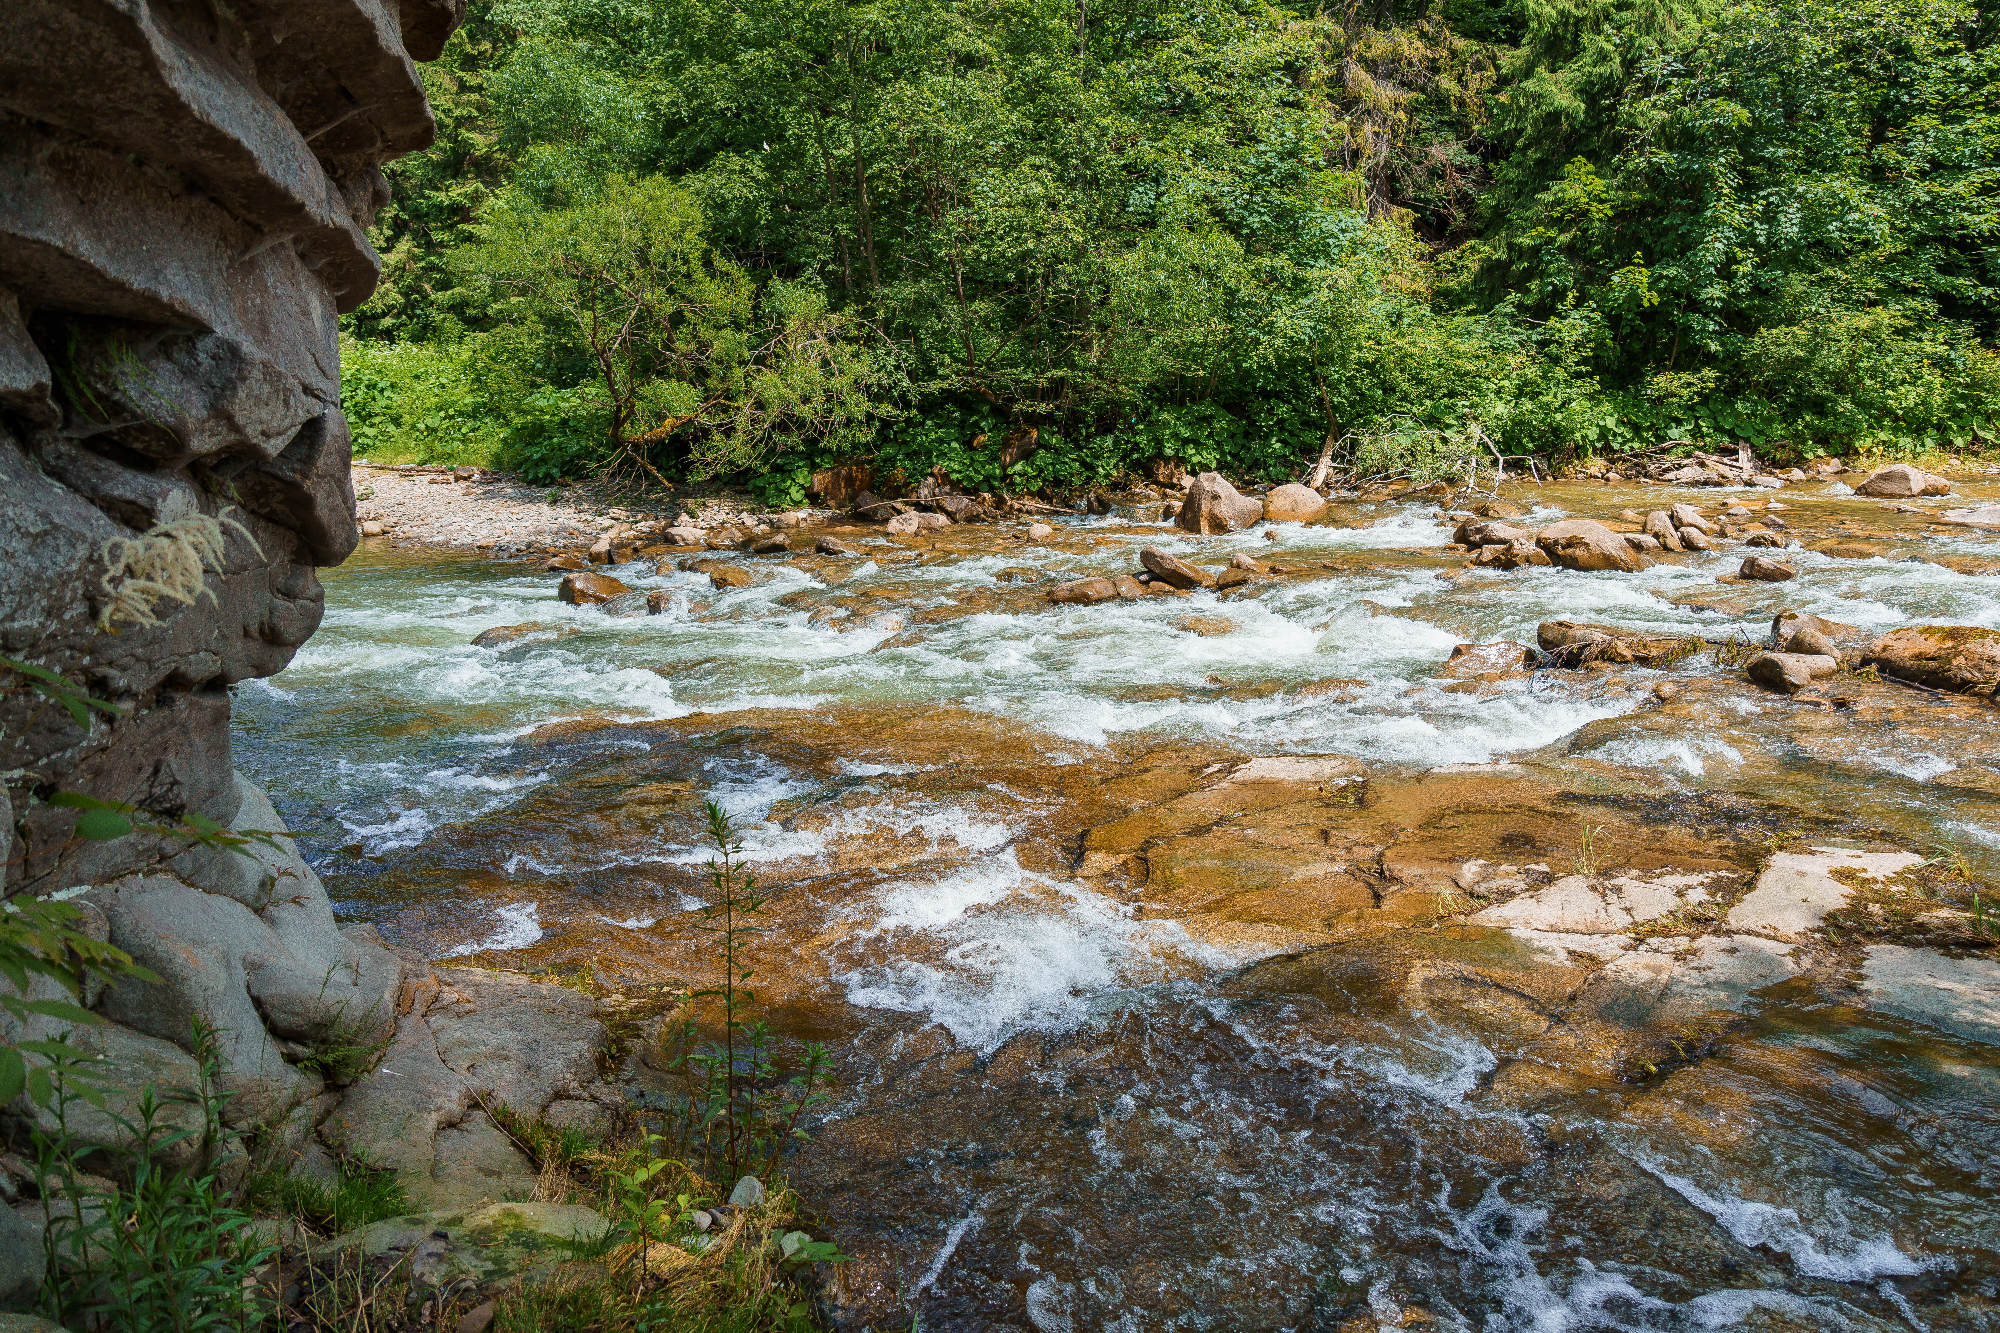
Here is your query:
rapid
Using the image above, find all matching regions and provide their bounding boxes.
[233,476,2000,1331]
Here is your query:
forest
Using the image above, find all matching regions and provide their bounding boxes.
[340,0,2000,502]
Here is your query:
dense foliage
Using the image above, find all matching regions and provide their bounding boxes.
[344,0,2000,496]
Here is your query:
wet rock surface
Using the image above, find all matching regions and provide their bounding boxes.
[225,466,2000,1330]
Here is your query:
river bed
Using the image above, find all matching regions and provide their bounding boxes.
[235,476,2000,1331]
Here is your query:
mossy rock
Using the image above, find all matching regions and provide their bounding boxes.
[317,1203,612,1294]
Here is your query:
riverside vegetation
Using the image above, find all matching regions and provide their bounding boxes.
[0,784,840,1332]
[339,0,2000,500]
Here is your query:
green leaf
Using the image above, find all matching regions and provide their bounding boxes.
[0,1049,23,1105]
[21,999,101,1025]
[47,791,124,811]
[74,809,134,841]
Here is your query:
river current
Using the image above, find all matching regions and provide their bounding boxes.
[234,479,2000,1331]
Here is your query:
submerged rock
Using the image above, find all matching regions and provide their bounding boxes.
[1537,621,1693,666]
[1441,642,1530,677]
[816,535,860,556]
[710,566,754,590]
[1049,577,1118,605]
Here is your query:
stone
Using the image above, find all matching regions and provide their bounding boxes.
[1937,503,2000,529]
[1261,483,1327,523]
[1623,533,1662,555]
[1214,567,1252,589]
[1049,577,1118,605]
[1176,615,1235,636]
[645,589,673,614]
[1854,464,1949,498]
[1470,876,1630,934]
[1535,622,1692,667]
[886,511,948,536]
[545,553,588,571]
[587,534,614,563]
[1229,554,1262,571]
[1112,575,1148,600]
[1584,935,1803,1028]
[1727,846,1924,940]
[319,1202,612,1292]
[1223,755,1366,785]
[1175,472,1264,534]
[1860,946,2000,1046]
[1441,642,1529,677]
[472,623,555,650]
[816,536,860,556]
[1744,531,1786,547]
[709,566,753,590]
[556,572,630,605]
[1860,625,2000,696]
[1453,519,1531,547]
[664,526,707,546]
[1678,526,1714,551]
[0,1204,37,1310]
[1738,555,1797,582]
[1771,610,1863,647]
[598,590,652,618]
[458,1301,499,1333]
[1744,651,1836,694]
[729,1176,767,1208]
[1534,519,1640,572]
[1642,512,1683,551]
[1139,546,1211,590]
[1026,523,1054,539]
[360,520,386,537]
[1668,503,1714,533]
[751,534,790,554]
[1785,626,1839,658]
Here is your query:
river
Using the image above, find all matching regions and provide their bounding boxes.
[234,478,2000,1331]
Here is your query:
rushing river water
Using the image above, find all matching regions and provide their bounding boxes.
[236,479,2000,1331]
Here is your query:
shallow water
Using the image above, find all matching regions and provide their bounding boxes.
[235,478,2000,1330]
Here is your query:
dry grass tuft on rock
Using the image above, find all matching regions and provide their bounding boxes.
[95,509,262,632]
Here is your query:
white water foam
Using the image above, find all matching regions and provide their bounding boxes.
[838,849,1245,1051]
[444,901,543,956]
[339,806,434,856]
[1582,734,1744,778]
[1643,1164,1928,1282]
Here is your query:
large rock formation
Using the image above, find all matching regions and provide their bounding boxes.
[0,0,611,1243]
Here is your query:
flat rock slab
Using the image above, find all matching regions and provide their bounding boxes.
[1860,945,2000,1046]
[1727,847,1924,941]
[1585,935,1802,1029]
[1470,871,1717,935]
[1223,755,1367,786]
[319,1202,612,1294]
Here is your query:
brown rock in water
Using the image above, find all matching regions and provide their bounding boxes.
[1175,473,1264,534]
[816,536,860,556]
[709,566,753,590]
[750,534,790,554]
[1442,642,1530,677]
[645,590,673,614]
[887,511,949,535]
[1624,533,1662,555]
[1738,555,1797,582]
[1177,616,1236,637]
[1534,519,1640,572]
[1786,626,1840,658]
[1861,626,2000,696]
[1261,483,1327,523]
[545,553,589,571]
[705,526,746,548]
[1770,611,1865,648]
[1746,651,1837,694]
[557,572,631,605]
[1112,575,1148,600]
[1230,553,1263,571]
[1537,621,1695,666]
[1474,501,1524,518]
[1453,519,1531,547]
[1140,546,1212,590]
[1214,568,1253,589]
[1855,464,1950,498]
[472,623,562,649]
[1678,526,1714,551]
[1669,503,1714,533]
[1049,577,1119,605]
[1642,511,1684,551]
[1744,531,1787,547]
